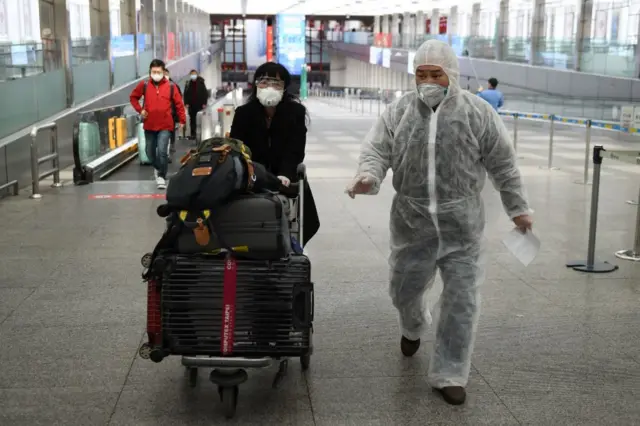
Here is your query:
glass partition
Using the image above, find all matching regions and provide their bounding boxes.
[0,69,67,139]
[71,35,111,104]
[0,40,63,81]
[112,33,137,87]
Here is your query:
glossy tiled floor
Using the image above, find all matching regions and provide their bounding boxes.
[0,98,639,425]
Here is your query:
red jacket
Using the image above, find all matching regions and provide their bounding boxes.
[130,78,186,131]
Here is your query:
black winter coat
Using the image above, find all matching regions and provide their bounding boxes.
[230,100,320,245]
[184,76,209,110]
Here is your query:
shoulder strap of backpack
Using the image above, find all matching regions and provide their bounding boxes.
[142,80,148,107]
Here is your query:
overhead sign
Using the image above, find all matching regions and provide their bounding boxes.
[276,14,306,76]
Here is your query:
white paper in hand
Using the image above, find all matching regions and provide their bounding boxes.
[502,228,541,267]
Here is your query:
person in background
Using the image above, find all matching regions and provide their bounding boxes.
[130,59,186,190]
[346,40,532,405]
[183,69,209,140]
[164,68,183,151]
[229,61,320,247]
[477,77,504,111]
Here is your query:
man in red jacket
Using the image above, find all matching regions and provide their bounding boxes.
[130,59,186,189]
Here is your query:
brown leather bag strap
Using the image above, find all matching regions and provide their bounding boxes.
[245,160,256,191]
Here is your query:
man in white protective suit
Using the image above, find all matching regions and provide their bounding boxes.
[346,39,533,405]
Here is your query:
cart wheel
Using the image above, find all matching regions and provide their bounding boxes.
[141,253,153,268]
[220,386,239,419]
[300,354,311,371]
[187,367,198,387]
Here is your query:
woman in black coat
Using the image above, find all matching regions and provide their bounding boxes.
[229,62,320,246]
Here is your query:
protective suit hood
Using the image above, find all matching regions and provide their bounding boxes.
[413,40,461,95]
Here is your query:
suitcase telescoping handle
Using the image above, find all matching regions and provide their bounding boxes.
[297,163,306,248]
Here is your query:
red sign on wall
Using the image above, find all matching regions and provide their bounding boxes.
[425,17,448,35]
[439,17,448,34]
[374,33,392,48]
[266,26,274,62]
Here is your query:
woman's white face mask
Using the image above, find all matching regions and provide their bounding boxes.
[417,83,448,108]
[257,87,283,107]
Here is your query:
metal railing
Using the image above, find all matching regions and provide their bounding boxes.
[29,122,62,199]
[0,179,19,196]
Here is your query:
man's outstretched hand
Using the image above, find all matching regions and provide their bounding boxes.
[513,214,533,233]
[346,175,375,199]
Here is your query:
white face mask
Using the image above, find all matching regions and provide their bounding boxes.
[257,87,283,107]
[150,73,163,83]
[417,83,447,108]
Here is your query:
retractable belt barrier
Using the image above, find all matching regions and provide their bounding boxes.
[566,146,640,273]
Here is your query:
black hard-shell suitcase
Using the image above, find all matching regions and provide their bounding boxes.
[177,192,291,259]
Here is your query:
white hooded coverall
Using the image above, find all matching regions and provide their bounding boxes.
[355,40,531,388]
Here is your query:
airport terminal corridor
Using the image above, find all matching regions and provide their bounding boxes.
[0,98,640,425]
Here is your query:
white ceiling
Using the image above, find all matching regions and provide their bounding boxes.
[183,0,460,17]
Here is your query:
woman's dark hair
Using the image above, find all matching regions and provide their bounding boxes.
[249,62,309,124]
[149,59,165,71]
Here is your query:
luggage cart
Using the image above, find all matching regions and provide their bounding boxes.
[139,164,312,420]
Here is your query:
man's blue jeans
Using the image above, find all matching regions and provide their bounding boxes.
[144,130,171,179]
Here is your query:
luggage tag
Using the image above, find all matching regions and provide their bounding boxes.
[179,210,211,246]
[191,153,214,177]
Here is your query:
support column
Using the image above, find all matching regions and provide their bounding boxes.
[471,3,481,36]
[48,0,74,106]
[415,11,425,37]
[575,0,593,72]
[168,0,177,59]
[140,0,154,55]
[402,12,410,47]
[391,14,400,40]
[177,0,184,56]
[530,0,546,66]
[636,8,640,77]
[431,9,440,36]
[496,0,509,61]
[374,16,381,33]
[448,6,458,45]
[89,0,112,87]
[119,0,139,76]
[382,15,390,34]
[155,0,168,60]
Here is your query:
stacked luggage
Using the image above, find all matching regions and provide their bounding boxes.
[139,136,313,420]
